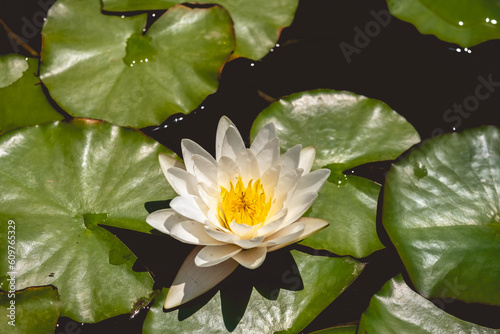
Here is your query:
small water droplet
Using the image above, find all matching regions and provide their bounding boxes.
[43,17,46,21]
[200,105,205,109]
[452,127,456,131]
[25,57,28,60]
[458,21,464,26]
[336,174,348,187]
[413,161,428,179]
[152,13,156,17]
[467,49,472,54]
[486,18,490,23]
[275,43,280,47]
[491,19,498,24]
[132,60,135,64]
[456,48,462,52]
[250,63,255,67]
[121,15,125,19]
[270,48,274,52]
[163,124,168,128]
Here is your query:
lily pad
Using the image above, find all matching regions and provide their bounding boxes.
[143,250,364,333]
[303,175,385,258]
[358,275,499,333]
[0,286,61,334]
[383,126,500,305]
[251,90,419,257]
[309,325,357,334]
[40,0,235,128]
[0,119,177,322]
[386,0,500,47]
[0,54,29,88]
[0,55,63,135]
[101,0,298,60]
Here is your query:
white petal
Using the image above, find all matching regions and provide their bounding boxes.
[294,169,330,195]
[204,226,238,243]
[235,149,260,184]
[229,221,255,239]
[255,208,288,237]
[217,156,240,189]
[260,164,281,198]
[282,192,318,228]
[159,153,185,178]
[298,147,316,174]
[261,221,305,247]
[220,126,246,161]
[145,209,182,234]
[255,138,280,174]
[197,184,218,214]
[192,155,217,188]
[271,169,303,215]
[232,247,267,269]
[267,217,329,252]
[169,220,224,245]
[164,246,238,309]
[250,122,277,155]
[166,167,199,196]
[170,195,208,223]
[233,235,265,249]
[181,138,216,174]
[216,116,237,161]
[281,145,302,172]
[195,244,242,267]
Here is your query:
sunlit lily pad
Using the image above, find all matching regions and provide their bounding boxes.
[387,0,500,47]
[40,0,235,128]
[101,0,298,60]
[0,55,63,135]
[309,325,357,334]
[143,250,363,333]
[358,275,499,333]
[0,286,61,334]
[0,54,28,88]
[383,126,500,305]
[304,175,385,258]
[0,119,177,322]
[251,90,420,257]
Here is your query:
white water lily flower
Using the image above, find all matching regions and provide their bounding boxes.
[147,116,330,308]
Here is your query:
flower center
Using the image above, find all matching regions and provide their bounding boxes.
[218,176,272,228]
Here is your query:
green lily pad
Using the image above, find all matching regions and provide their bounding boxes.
[0,54,29,88]
[251,90,419,257]
[303,175,385,258]
[0,119,177,322]
[0,55,63,135]
[358,275,500,333]
[101,0,298,60]
[309,325,357,334]
[143,250,364,333]
[40,0,235,128]
[383,126,500,305]
[386,0,500,47]
[0,286,61,334]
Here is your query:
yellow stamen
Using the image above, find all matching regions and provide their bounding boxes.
[218,176,272,229]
